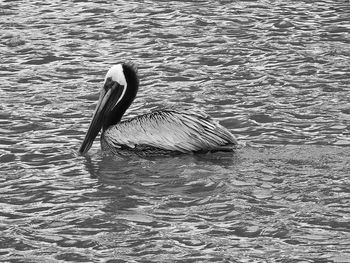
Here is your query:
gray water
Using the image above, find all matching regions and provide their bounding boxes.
[1,0,350,262]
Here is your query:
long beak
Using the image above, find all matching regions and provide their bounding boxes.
[79,80,123,154]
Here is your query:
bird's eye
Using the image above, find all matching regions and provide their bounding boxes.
[106,77,113,84]
[104,77,113,91]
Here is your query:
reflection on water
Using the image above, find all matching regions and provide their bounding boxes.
[1,0,349,262]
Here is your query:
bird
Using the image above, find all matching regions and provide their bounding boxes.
[79,62,237,155]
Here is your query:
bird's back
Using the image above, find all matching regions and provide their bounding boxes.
[102,108,237,154]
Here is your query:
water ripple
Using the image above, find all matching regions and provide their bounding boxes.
[1,0,349,262]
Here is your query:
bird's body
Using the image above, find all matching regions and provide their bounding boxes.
[101,108,237,155]
[79,63,237,155]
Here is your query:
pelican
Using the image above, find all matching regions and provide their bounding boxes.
[79,63,237,155]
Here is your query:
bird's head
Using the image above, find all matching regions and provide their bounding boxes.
[79,63,139,154]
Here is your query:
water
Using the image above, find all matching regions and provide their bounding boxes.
[1,0,349,262]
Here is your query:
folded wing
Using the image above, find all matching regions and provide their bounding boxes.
[103,108,237,153]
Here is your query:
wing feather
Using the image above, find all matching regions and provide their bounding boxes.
[103,109,237,153]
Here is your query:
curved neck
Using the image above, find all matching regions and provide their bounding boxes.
[103,64,139,130]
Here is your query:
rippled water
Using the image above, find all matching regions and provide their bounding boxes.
[1,0,350,262]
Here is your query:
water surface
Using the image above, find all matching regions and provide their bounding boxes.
[1,0,349,262]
